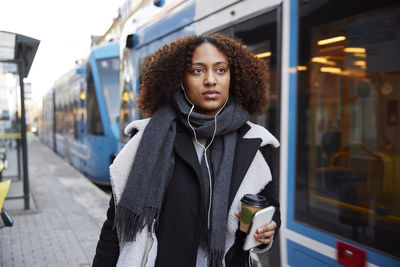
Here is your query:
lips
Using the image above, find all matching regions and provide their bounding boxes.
[202,90,219,99]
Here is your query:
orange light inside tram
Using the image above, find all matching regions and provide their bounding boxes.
[320,67,342,74]
[317,36,346,46]
[255,51,272,58]
[311,57,336,65]
[353,60,366,68]
[354,53,366,58]
[344,47,366,53]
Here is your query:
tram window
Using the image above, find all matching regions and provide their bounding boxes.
[73,100,78,139]
[86,65,104,135]
[137,60,146,120]
[119,54,135,144]
[96,57,120,125]
[119,87,130,144]
[120,57,144,144]
[56,103,63,133]
[55,103,59,133]
[218,10,280,138]
[296,0,400,257]
[62,104,67,134]
[67,102,73,136]
[80,81,86,133]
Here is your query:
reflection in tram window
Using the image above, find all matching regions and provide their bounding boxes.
[296,1,400,257]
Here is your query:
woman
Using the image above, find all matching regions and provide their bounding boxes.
[93,34,280,267]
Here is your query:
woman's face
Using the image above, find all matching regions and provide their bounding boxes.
[183,42,230,115]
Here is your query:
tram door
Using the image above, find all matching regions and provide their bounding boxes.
[289,0,400,266]
[219,8,282,266]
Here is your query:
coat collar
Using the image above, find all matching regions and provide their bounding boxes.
[229,123,262,209]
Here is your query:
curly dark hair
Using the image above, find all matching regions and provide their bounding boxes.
[137,33,269,116]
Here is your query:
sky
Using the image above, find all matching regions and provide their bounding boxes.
[0,0,125,105]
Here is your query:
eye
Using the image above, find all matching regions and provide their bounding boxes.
[216,67,226,73]
[192,68,203,74]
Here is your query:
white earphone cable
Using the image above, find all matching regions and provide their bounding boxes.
[181,84,229,230]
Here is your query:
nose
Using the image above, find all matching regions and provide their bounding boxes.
[204,72,216,86]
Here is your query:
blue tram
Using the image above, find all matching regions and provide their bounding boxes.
[118,0,400,266]
[41,42,120,184]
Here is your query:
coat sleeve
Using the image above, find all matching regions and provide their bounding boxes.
[224,145,281,265]
[92,195,120,267]
[259,144,281,232]
[246,144,281,255]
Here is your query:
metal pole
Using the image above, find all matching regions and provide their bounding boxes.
[17,138,21,180]
[18,60,30,210]
[15,74,22,181]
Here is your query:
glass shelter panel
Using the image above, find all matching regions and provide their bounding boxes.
[0,62,21,180]
[0,63,20,134]
[0,60,30,210]
[296,0,400,257]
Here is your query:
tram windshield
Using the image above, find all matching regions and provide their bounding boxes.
[296,0,400,257]
[96,57,120,125]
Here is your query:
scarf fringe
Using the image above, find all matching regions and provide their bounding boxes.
[115,205,158,242]
[208,249,225,267]
[199,227,225,267]
[199,218,209,249]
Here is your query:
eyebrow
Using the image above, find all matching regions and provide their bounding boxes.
[191,61,228,67]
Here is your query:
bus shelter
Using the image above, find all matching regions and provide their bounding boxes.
[0,31,40,209]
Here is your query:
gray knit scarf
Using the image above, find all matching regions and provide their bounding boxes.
[115,89,249,267]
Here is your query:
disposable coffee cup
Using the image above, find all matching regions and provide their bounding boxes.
[240,194,267,233]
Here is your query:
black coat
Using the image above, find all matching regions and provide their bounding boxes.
[92,123,280,267]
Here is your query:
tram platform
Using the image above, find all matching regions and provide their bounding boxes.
[0,134,110,267]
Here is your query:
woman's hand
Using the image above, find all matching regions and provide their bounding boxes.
[235,210,277,245]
